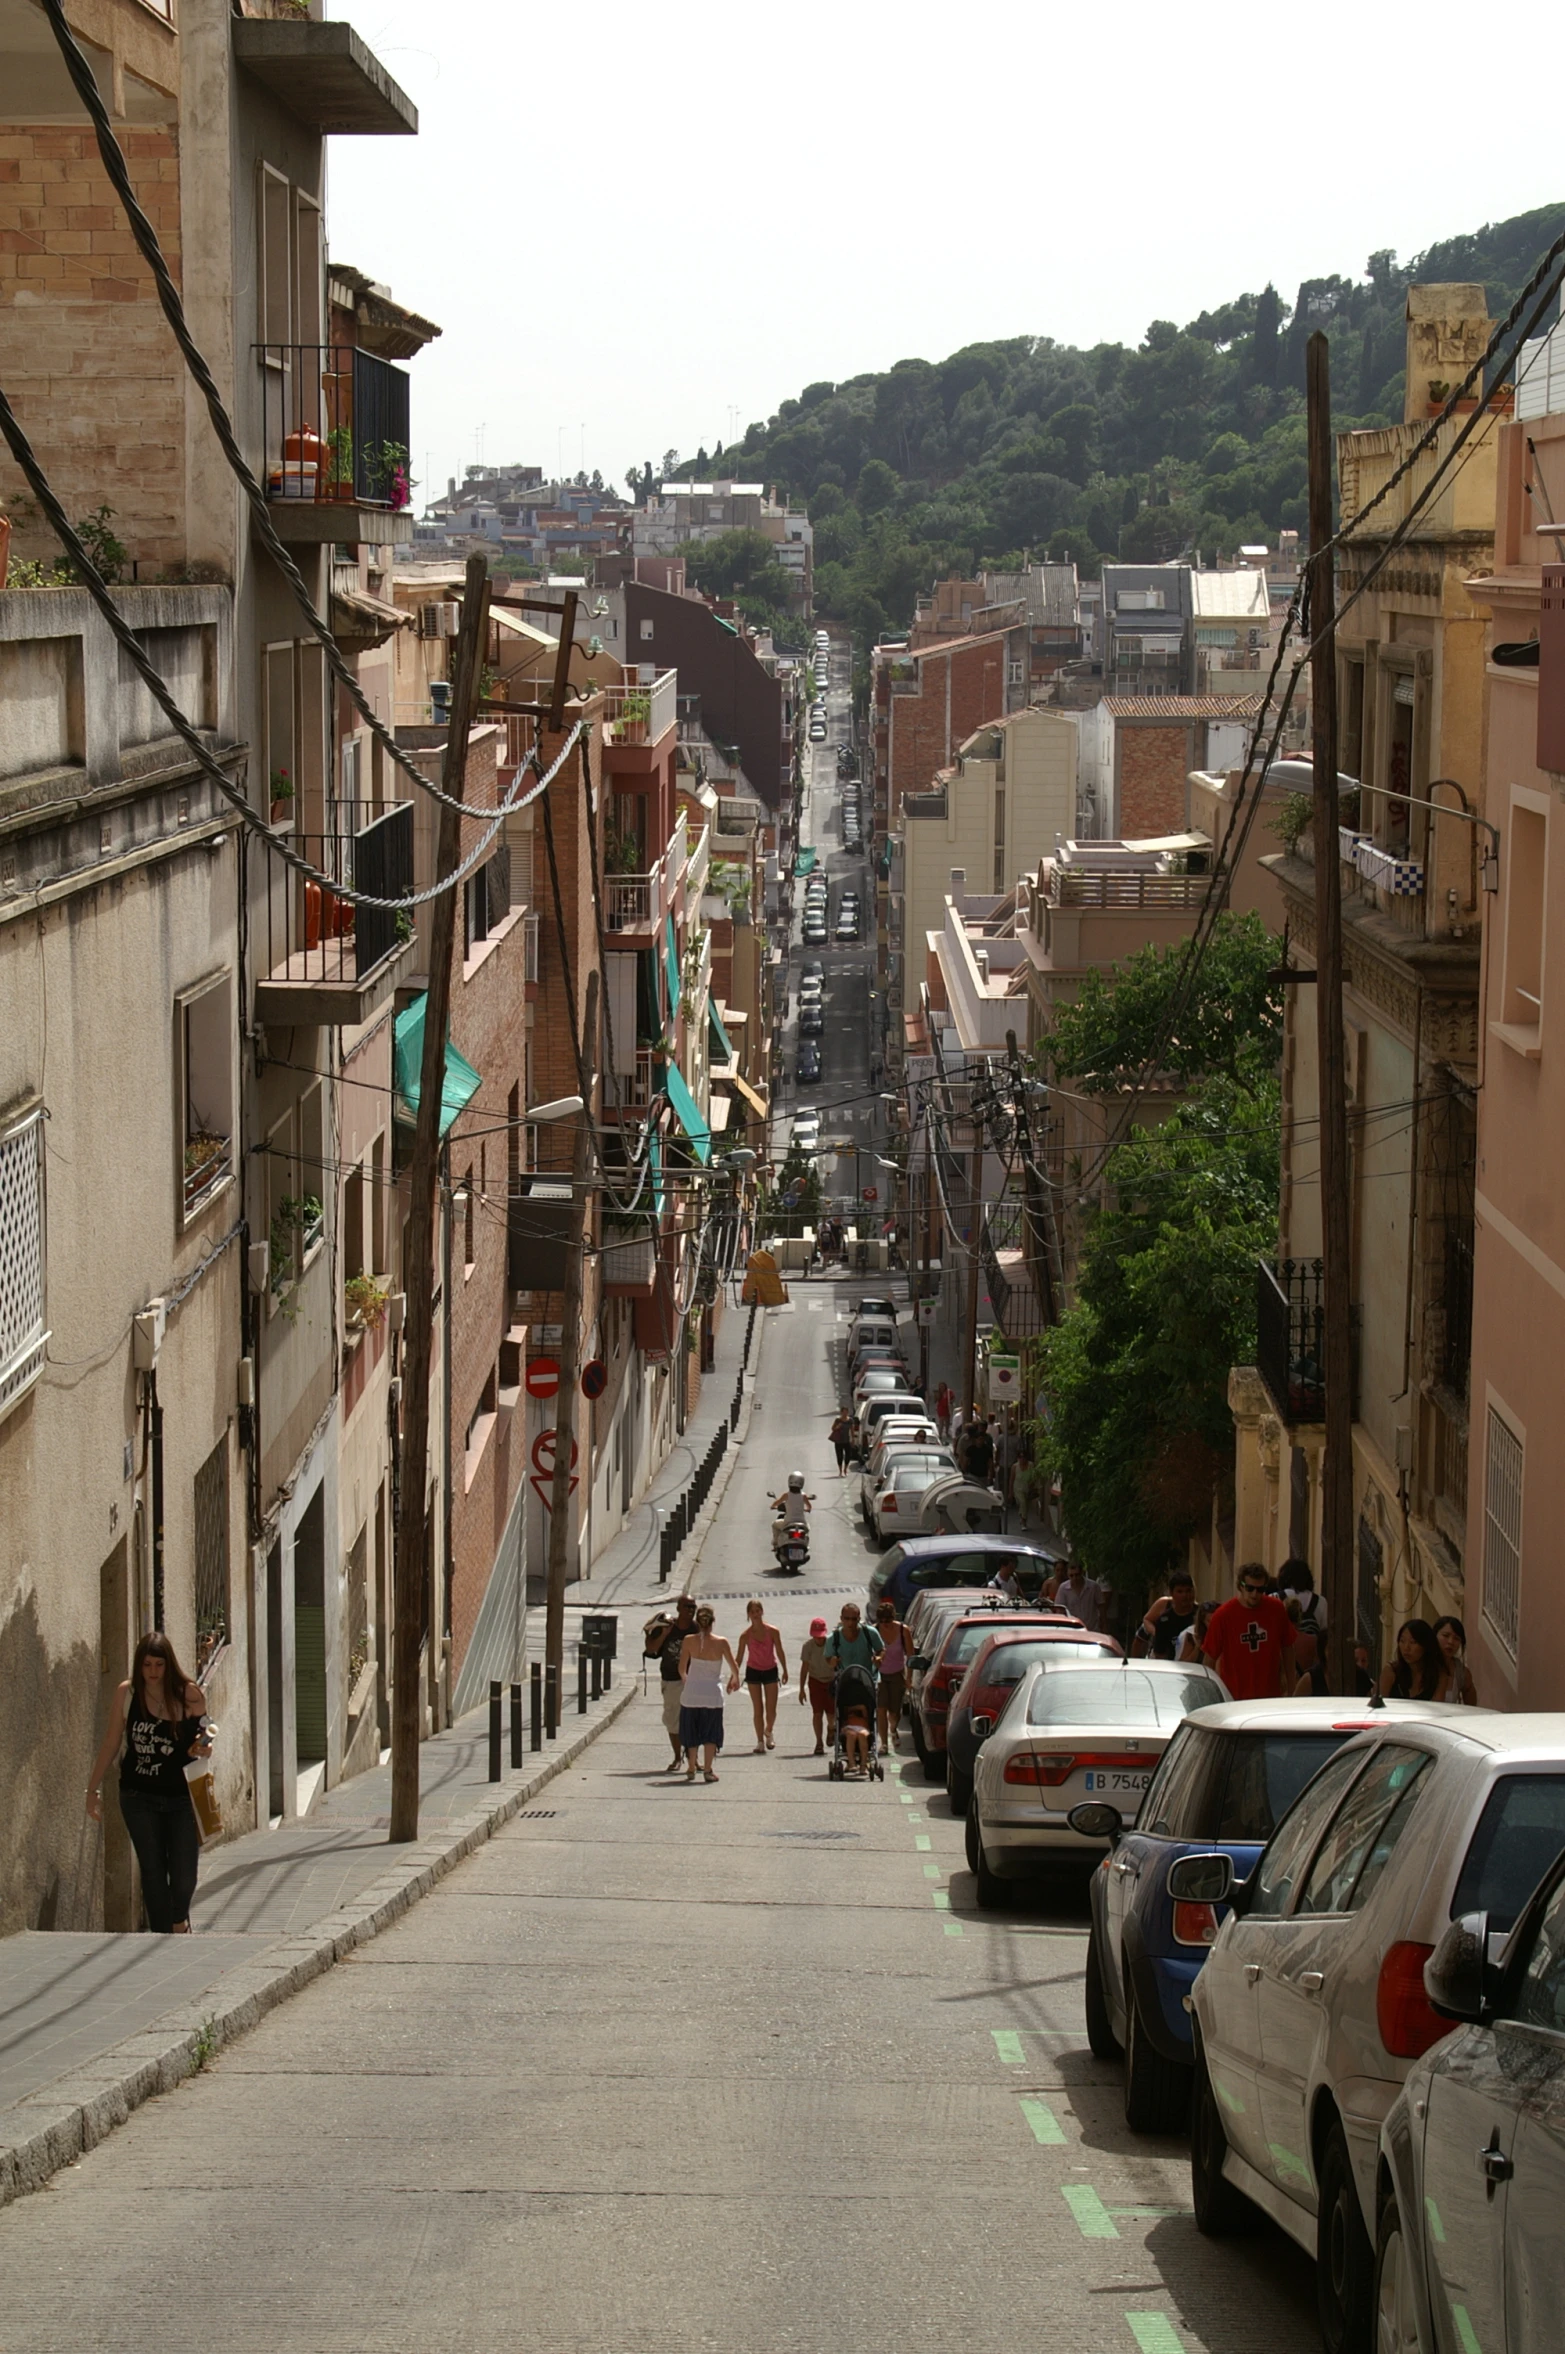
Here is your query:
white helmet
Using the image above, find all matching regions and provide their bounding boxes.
[787,1471,805,1492]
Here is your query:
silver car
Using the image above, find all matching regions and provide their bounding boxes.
[1177,1712,1565,2354]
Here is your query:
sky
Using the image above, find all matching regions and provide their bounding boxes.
[327,0,1561,505]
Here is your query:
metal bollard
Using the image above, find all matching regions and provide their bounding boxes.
[510,1682,522,1769]
[578,1647,588,1716]
[603,1642,612,1692]
[488,1681,502,1782]
[590,1644,602,1701]
[530,1660,542,1751]
[545,1661,558,1740]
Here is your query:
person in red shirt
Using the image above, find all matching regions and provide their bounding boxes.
[1203,1563,1297,1700]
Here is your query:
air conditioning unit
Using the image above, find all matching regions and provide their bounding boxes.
[420,601,460,639]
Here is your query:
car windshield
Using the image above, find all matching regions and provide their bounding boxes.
[1210,1732,1353,1841]
[1026,1667,1219,1727]
[1451,1773,1565,1934]
[891,1461,943,1488]
[975,1638,1111,1690]
[946,1618,1044,1668]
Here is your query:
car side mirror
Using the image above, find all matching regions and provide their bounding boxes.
[970,1715,994,1740]
[1424,1910,1491,2024]
[1068,1800,1123,1845]
[910,1653,929,1673]
[1166,1851,1234,1906]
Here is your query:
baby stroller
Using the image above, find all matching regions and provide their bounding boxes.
[828,1661,884,1782]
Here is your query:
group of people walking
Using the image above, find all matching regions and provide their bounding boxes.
[643,1596,911,1776]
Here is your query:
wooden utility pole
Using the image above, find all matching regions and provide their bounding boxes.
[391,552,490,1842]
[1306,332,1357,1686]
[962,1138,984,1422]
[1007,1027,1057,1334]
[545,963,598,1693]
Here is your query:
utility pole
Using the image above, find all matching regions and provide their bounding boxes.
[545,964,599,1696]
[1306,332,1356,1688]
[962,1136,983,1423]
[1006,1027,1057,1333]
[392,552,491,1841]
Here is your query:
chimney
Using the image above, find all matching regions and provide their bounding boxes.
[949,867,966,912]
[1404,283,1490,424]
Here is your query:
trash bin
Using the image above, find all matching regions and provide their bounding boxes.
[580,1612,618,1659]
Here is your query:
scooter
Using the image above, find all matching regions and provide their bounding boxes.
[771,1505,813,1574]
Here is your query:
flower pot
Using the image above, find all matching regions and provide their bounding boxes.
[271,799,293,826]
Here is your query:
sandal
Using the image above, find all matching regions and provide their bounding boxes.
[685,1765,697,1781]
[704,1768,719,1782]
[753,1742,766,1754]
[765,1735,775,1750]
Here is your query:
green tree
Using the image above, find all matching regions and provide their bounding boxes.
[1044,911,1282,1095]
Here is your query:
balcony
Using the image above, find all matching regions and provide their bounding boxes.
[255,346,414,547]
[602,672,677,777]
[604,835,679,940]
[232,17,417,135]
[1048,865,1209,910]
[256,803,417,1026]
[601,1218,659,1298]
[1256,1257,1325,1424]
[684,822,710,909]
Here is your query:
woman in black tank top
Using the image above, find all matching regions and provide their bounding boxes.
[87,1630,209,1933]
[1134,1578,1199,1660]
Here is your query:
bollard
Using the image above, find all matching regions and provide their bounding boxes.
[590,1644,602,1701]
[530,1659,542,1752]
[578,1647,588,1716]
[510,1681,522,1769]
[603,1642,612,1692]
[545,1661,559,1740]
[488,1681,502,1782]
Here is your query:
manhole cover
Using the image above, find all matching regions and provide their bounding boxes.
[763,1828,862,1842]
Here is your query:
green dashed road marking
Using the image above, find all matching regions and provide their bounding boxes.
[914,1834,932,1851]
[1126,2317,1187,2354]
[932,1890,951,1911]
[924,1863,941,1879]
[1424,2194,1446,2245]
[1452,2310,1481,2354]
[1020,2097,1065,2145]
[1063,2183,1120,2238]
[907,1812,922,1825]
[944,1921,964,1936]
[992,2030,1026,2065]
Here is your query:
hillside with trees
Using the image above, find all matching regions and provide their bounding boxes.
[676,205,1563,644]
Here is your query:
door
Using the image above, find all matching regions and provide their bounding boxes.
[1201,1745,1366,2181]
[97,1536,134,1930]
[1421,2037,1514,2354]
[1501,1873,1565,2354]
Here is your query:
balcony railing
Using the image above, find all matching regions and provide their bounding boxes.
[257,803,414,1023]
[1049,866,1210,910]
[256,345,412,510]
[684,822,710,907]
[602,671,676,747]
[1256,1257,1326,1423]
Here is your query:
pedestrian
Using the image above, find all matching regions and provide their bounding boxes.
[1055,1559,1107,1633]
[1292,1627,1330,1695]
[961,1417,994,1486]
[678,1606,740,1783]
[643,1593,697,1771]
[1432,1614,1479,1705]
[1380,1618,1440,1701]
[735,1599,789,1753]
[934,1381,952,1440]
[873,1600,910,1754]
[1176,1602,1216,1663]
[1132,1570,1200,1658]
[1201,1562,1296,1699]
[1279,1557,1327,1639]
[826,1600,883,1677]
[1352,1641,1377,1696]
[86,1630,209,1935]
[830,1409,853,1476]
[798,1616,838,1754]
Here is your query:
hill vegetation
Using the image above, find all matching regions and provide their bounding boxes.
[674,205,1564,643]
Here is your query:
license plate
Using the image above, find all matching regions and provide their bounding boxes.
[1084,1770,1151,1794]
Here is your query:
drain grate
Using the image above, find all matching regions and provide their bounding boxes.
[763,1828,862,1842]
[518,1809,559,1819]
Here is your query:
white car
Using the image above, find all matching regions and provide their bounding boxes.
[1179,1712,1565,2354]
[860,1417,940,1476]
[864,1450,957,1541]
[969,1658,1227,1906]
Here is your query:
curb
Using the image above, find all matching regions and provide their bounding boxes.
[682,1301,768,1586]
[0,1680,638,2209]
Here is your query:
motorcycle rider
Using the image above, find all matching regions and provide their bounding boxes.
[771,1470,815,1562]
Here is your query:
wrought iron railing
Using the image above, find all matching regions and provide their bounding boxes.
[256,345,412,509]
[1256,1257,1326,1422]
[262,804,414,989]
[1444,1230,1473,1396]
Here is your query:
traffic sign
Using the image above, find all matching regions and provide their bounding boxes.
[988,1352,1021,1399]
[861,1185,878,1203]
[525,1356,560,1400]
[530,1428,579,1512]
[581,1359,607,1400]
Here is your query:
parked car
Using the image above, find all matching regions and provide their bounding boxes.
[913,1608,1063,1774]
[969,1659,1227,1907]
[868,1455,959,1544]
[801,957,824,981]
[835,911,858,941]
[909,1473,1005,1537]
[945,1625,1123,1814]
[860,1418,941,1481]
[1073,1697,1418,2133]
[846,1318,901,1360]
[1178,1712,1565,2354]
[856,1394,927,1456]
[1375,1840,1565,2354]
[851,1372,914,1414]
[802,920,828,945]
[799,1005,823,1038]
[797,1041,822,1084]
[851,1296,898,1322]
[907,1594,1042,1721]
[867,1533,1070,1617]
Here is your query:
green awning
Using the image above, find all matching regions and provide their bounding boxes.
[794,846,817,877]
[650,1128,666,1217]
[663,1059,711,1164]
[394,995,482,1137]
[708,1001,735,1064]
[664,914,681,1016]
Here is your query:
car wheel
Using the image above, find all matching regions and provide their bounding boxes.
[909,1716,929,1767]
[1317,2117,1374,2354]
[922,1742,944,1784]
[1122,1969,1189,2133]
[1190,2036,1255,2237]
[945,1762,972,1816]
[964,1806,980,1875]
[1372,2192,1420,2354]
[974,1825,1007,1911]
[1083,1913,1120,2060]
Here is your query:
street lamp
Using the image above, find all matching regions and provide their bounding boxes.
[527,1094,584,1124]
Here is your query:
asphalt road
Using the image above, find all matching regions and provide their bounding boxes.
[0,1227,1322,2353]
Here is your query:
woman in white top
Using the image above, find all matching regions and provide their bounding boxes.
[678,1606,740,1783]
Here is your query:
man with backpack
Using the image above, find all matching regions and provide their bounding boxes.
[1279,1558,1327,1640]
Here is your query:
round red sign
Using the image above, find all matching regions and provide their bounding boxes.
[525,1356,560,1399]
[581,1359,607,1400]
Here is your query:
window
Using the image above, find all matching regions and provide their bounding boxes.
[257,166,321,347]
[1513,1875,1565,2033]
[1484,1404,1524,1657]
[1140,1724,1219,1837]
[1453,1775,1565,1935]
[179,973,235,1224]
[1499,795,1547,1045]
[1210,1732,1351,1843]
[1247,1747,1365,1918]
[192,1436,229,1674]
[0,1106,47,1423]
[1297,1747,1429,1915]
[261,640,327,824]
[265,1084,325,1314]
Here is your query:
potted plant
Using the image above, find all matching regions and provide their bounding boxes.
[344,1272,390,1332]
[183,1129,229,1210]
[270,767,294,825]
[364,440,411,510]
[616,690,651,745]
[323,425,355,502]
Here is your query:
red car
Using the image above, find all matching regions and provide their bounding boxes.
[911,1608,1068,1778]
[942,1624,1123,1810]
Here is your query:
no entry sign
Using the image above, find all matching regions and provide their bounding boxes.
[525,1357,560,1400]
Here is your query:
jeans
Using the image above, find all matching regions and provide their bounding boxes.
[118,1786,200,1932]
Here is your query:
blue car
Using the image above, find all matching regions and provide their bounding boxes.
[866,1531,1070,1619]
[1074,1695,1377,2133]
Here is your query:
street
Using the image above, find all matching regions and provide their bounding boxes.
[0,1284,1321,2354]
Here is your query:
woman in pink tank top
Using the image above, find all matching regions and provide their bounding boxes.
[735,1599,789,1753]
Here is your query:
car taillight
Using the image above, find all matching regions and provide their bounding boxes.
[1376,1941,1443,2058]
[1172,1901,1220,1948]
[880,1494,897,1512]
[1003,1750,1148,1789]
